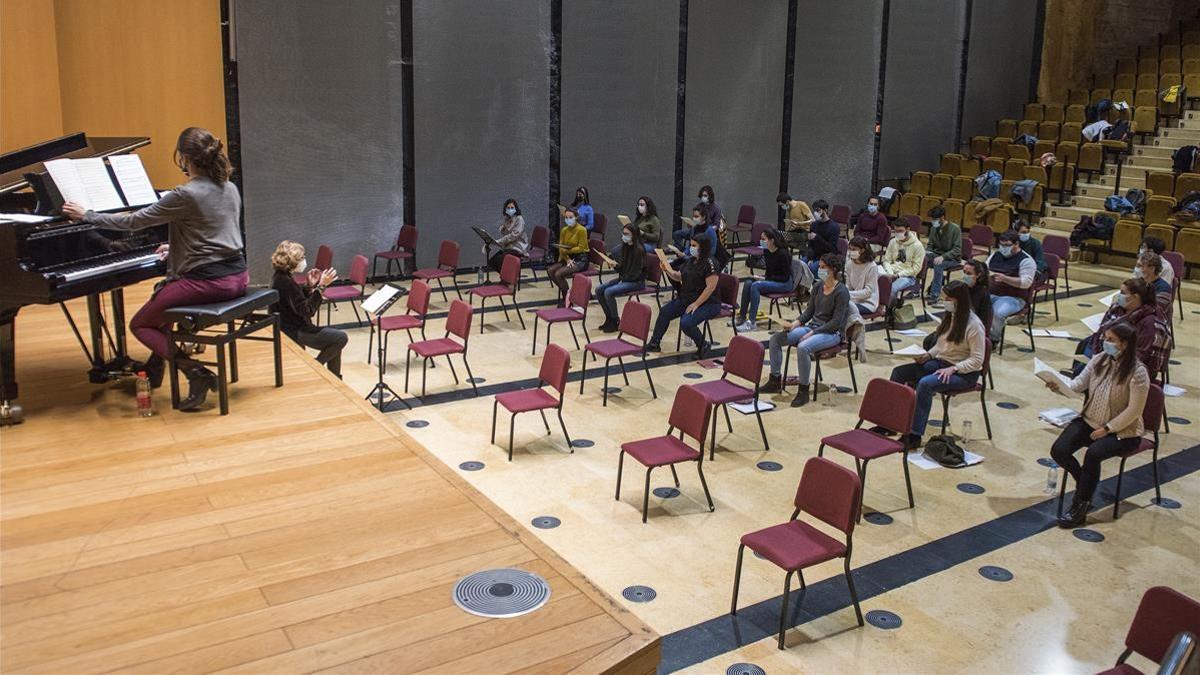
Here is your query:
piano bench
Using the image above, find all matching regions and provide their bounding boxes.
[163,288,283,415]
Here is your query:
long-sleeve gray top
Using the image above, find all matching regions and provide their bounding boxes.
[797,281,850,336]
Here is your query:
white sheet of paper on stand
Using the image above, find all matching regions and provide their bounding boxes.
[730,399,775,414]
[1026,329,1073,338]
[362,285,403,314]
[1080,313,1105,333]
[1163,384,1186,397]
[1039,407,1080,427]
[107,154,158,206]
[896,328,928,337]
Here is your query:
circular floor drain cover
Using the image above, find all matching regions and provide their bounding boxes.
[1076,303,1093,308]
[467,377,486,384]
[683,372,703,379]
[1017,347,1034,353]
[1169,359,1181,366]
[928,418,943,427]
[1152,497,1181,509]
[459,461,485,471]
[885,337,900,343]
[957,483,986,494]
[570,438,594,448]
[1036,457,1058,468]
[865,610,902,629]
[405,419,429,428]
[653,487,680,498]
[757,461,783,472]
[726,664,766,675]
[622,585,656,603]
[1073,528,1105,543]
[1167,416,1191,425]
[602,386,622,394]
[979,565,1014,582]
[996,401,1020,410]
[864,512,894,525]
[531,516,560,529]
[453,568,551,618]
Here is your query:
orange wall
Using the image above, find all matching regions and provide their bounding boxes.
[1,0,226,186]
[0,0,64,151]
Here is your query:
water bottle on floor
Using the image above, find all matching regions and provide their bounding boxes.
[1045,464,1058,494]
[135,371,153,418]
[476,266,485,285]
[959,420,973,445]
[823,384,838,407]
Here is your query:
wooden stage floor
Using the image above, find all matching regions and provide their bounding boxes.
[0,285,658,674]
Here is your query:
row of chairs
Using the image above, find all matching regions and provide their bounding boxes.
[896,194,1013,230]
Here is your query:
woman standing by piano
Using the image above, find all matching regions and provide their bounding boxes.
[63,127,246,412]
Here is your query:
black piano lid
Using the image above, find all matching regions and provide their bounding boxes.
[0,133,151,195]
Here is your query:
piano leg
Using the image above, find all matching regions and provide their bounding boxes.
[111,289,129,359]
[85,291,135,384]
[86,294,108,383]
[0,307,24,425]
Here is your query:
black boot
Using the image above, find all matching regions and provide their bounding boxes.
[644,341,661,353]
[1057,496,1091,528]
[600,318,619,333]
[760,374,783,394]
[790,387,810,408]
[176,358,217,412]
[142,354,165,389]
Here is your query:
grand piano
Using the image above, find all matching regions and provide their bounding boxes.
[0,133,168,424]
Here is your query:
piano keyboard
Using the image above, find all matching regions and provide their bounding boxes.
[59,252,160,282]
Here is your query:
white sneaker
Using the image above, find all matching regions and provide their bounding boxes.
[736,320,757,332]
[682,337,694,348]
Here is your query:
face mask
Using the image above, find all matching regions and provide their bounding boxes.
[1000,244,1014,257]
[818,268,830,282]
[505,207,516,217]
[564,217,576,226]
[814,210,825,221]
[779,202,788,211]
[1114,293,1129,308]
[850,250,862,262]
[622,233,633,244]
[867,204,878,214]
[943,299,956,313]
[894,231,907,241]
[686,245,695,257]
[700,195,710,204]
[964,273,976,287]
[295,258,308,274]
[931,219,942,229]
[1133,267,1144,279]
[1138,247,1147,256]
[1018,232,1030,242]
[637,204,646,215]
[1102,340,1120,358]
[759,239,769,249]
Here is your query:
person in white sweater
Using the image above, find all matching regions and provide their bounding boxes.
[845,236,881,314]
[885,280,986,448]
[1047,320,1149,528]
[880,220,925,295]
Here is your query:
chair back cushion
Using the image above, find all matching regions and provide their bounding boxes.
[437,239,459,269]
[568,273,592,309]
[795,457,862,535]
[315,245,334,271]
[407,279,432,316]
[531,225,550,250]
[540,343,571,394]
[397,224,418,249]
[859,378,916,434]
[718,273,738,306]
[349,254,369,286]
[643,253,662,284]
[500,254,522,287]
[669,385,713,444]
[446,300,473,340]
[1143,384,1165,433]
[736,204,756,226]
[1125,586,1200,664]
[619,301,652,342]
[1044,252,1061,281]
[1043,234,1070,258]
[724,335,764,384]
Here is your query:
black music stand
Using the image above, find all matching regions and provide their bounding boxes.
[361,284,411,411]
[471,226,499,283]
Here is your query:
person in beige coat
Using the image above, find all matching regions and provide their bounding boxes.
[1047,320,1150,528]
[879,219,925,296]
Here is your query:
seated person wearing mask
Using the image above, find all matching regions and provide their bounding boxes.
[1137,236,1175,286]
[270,241,348,378]
[1015,220,1046,277]
[646,234,721,358]
[1135,251,1174,317]
[1075,277,1170,378]
[804,199,840,275]
[569,186,595,232]
[845,236,881,315]
[879,219,925,296]
[735,227,791,331]
[777,192,814,250]
[490,198,529,272]
[673,185,722,250]
[923,205,962,306]
[595,224,647,332]
[853,196,891,252]
[548,209,590,300]
[631,196,661,253]
[985,230,1035,345]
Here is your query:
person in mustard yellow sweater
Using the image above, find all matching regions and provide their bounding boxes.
[548,208,590,300]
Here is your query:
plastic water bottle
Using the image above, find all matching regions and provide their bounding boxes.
[1045,464,1059,494]
[135,371,153,417]
[823,384,838,407]
[959,420,973,445]
[476,266,485,285]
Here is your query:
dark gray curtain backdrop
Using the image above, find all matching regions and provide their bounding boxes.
[234,0,1040,282]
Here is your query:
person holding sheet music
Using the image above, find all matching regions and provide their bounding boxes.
[1047,321,1149,528]
[548,208,590,300]
[673,185,722,251]
[270,241,347,377]
[489,198,528,272]
[62,127,246,412]
[595,225,646,333]
[1074,278,1170,378]
[645,233,721,358]
[632,196,661,252]
[569,186,595,232]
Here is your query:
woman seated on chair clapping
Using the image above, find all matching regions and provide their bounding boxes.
[269,240,348,378]
[887,280,985,449]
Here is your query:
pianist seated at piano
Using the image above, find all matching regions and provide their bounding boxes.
[62,127,247,411]
[269,241,348,378]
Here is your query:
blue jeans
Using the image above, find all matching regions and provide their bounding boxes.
[889,359,980,436]
[768,326,841,384]
[925,253,961,300]
[595,278,642,321]
[989,294,1026,342]
[891,276,918,295]
[651,298,720,346]
[739,279,792,322]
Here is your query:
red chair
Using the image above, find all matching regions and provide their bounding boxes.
[580,300,657,406]
[1096,586,1200,675]
[937,340,993,439]
[781,333,858,401]
[591,213,608,240]
[322,254,368,326]
[861,274,893,353]
[1057,384,1166,520]
[763,259,806,324]
[731,457,864,650]
[373,224,417,279]
[1042,234,1071,294]
[624,252,664,308]
[405,299,479,397]
[581,239,609,281]
[293,244,333,285]
[525,225,550,281]
[676,272,739,350]
[1162,250,1184,323]
[1031,252,1062,320]
[616,384,714,522]
[412,239,462,302]
[726,204,757,246]
[818,378,918,519]
[491,343,573,461]
[831,204,851,236]
[995,283,1036,354]
[968,224,994,258]
[691,335,769,456]
[532,273,592,355]
[468,253,526,333]
[367,279,431,371]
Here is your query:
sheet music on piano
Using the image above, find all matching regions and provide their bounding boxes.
[107,155,158,206]
[43,158,125,212]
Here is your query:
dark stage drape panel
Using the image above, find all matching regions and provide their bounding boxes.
[961,0,1038,144]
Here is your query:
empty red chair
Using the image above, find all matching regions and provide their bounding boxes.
[616,384,714,522]
[412,239,462,302]
[491,343,573,461]
[1096,586,1200,675]
[1042,234,1071,294]
[532,273,592,355]
[367,279,431,372]
[937,340,993,439]
[731,457,864,650]
[968,224,994,258]
[322,254,368,326]
[293,244,333,285]
[525,225,550,281]
[580,300,657,406]
[1162,250,1184,322]
[691,335,769,456]
[467,253,526,333]
[831,204,851,235]
[726,204,757,246]
[373,224,418,279]
[818,378,918,518]
[404,299,479,397]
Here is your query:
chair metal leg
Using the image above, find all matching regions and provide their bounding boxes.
[730,544,745,615]
[797,569,807,590]
[557,409,573,451]
[617,357,630,385]
[531,317,539,355]
[538,408,550,433]
[445,355,459,383]
[615,450,625,500]
[723,403,733,433]
[1152,447,1161,502]
[845,557,864,626]
[227,323,239,383]
[697,461,715,511]
[463,355,479,396]
[515,295,526,329]
[478,298,487,334]
[404,351,412,392]
[642,468,653,523]
[669,464,680,486]
[901,447,915,508]
[980,388,993,438]
[846,349,858,392]
[643,353,657,398]
[367,324,375,364]
[498,296,512,322]
[778,571,794,650]
[420,358,428,397]
[435,277,449,303]
[602,359,611,407]
[216,344,230,415]
[272,317,283,387]
[579,350,589,395]
[508,413,516,461]
[709,407,719,460]
[753,397,769,450]
[567,322,580,349]
[490,399,498,444]
[581,319,591,344]
[1113,458,1127,519]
